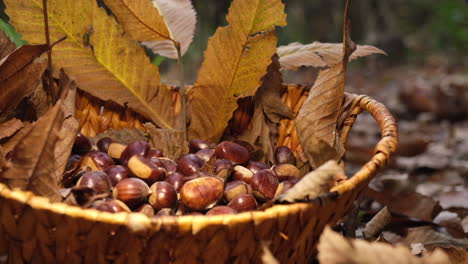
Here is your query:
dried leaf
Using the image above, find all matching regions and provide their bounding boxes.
[144,122,188,160]
[295,4,356,168]
[0,118,24,141]
[5,0,176,129]
[1,103,64,202]
[318,226,451,264]
[1,122,33,154]
[188,0,287,142]
[363,207,392,238]
[0,43,48,113]
[402,226,468,250]
[277,41,386,70]
[91,129,148,146]
[261,241,279,264]
[0,30,16,60]
[436,190,468,210]
[278,160,343,203]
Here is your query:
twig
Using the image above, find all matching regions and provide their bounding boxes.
[42,0,56,102]
[174,40,187,141]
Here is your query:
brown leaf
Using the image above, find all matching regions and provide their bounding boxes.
[318,226,451,264]
[0,30,16,60]
[1,122,33,155]
[1,102,65,201]
[363,207,392,238]
[144,122,188,160]
[436,191,468,210]
[0,118,24,141]
[91,129,148,146]
[0,44,48,113]
[278,160,343,203]
[295,2,356,168]
[277,41,386,70]
[402,226,468,250]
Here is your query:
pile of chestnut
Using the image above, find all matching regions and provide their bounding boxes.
[64,133,300,217]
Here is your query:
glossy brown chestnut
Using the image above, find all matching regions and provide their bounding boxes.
[136,203,155,217]
[148,182,178,210]
[206,206,237,216]
[72,133,92,155]
[176,154,205,176]
[223,180,252,202]
[113,178,150,208]
[227,194,258,212]
[274,180,297,198]
[232,165,254,184]
[165,172,187,193]
[180,176,224,211]
[65,154,82,172]
[272,163,300,181]
[146,149,164,160]
[160,158,177,175]
[128,155,166,184]
[251,169,279,200]
[189,139,216,153]
[215,141,250,164]
[104,165,129,186]
[214,159,234,174]
[233,140,255,153]
[155,208,175,216]
[120,141,150,165]
[195,148,215,162]
[96,137,114,153]
[93,198,131,213]
[76,171,112,194]
[107,143,127,159]
[81,151,115,171]
[247,161,269,174]
[275,146,296,165]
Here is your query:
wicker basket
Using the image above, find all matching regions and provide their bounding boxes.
[0,84,398,264]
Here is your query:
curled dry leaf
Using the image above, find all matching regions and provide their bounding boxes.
[1,122,33,154]
[277,41,387,70]
[144,122,188,160]
[5,0,175,129]
[91,129,148,146]
[295,3,356,168]
[278,160,343,203]
[0,118,24,141]
[318,226,451,264]
[0,103,65,202]
[0,30,16,59]
[188,0,287,142]
[363,206,392,238]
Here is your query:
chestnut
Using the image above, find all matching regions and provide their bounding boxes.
[251,169,279,200]
[72,133,92,155]
[128,155,166,184]
[247,161,269,175]
[275,146,296,165]
[76,171,112,194]
[81,151,115,170]
[195,148,215,162]
[176,154,205,176]
[120,141,150,165]
[146,149,164,160]
[224,180,252,202]
[206,206,237,216]
[155,208,175,216]
[160,158,177,175]
[215,141,250,164]
[272,163,300,181]
[189,139,216,153]
[62,166,91,188]
[274,180,297,198]
[232,165,254,184]
[227,194,258,212]
[233,140,255,153]
[165,172,187,193]
[107,143,127,159]
[113,178,150,208]
[214,159,233,174]
[148,182,178,210]
[97,137,114,153]
[104,165,129,186]
[136,203,155,217]
[180,176,223,211]
[65,154,82,172]
[93,198,131,213]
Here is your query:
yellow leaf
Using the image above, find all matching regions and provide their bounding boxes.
[188,0,287,142]
[5,0,175,129]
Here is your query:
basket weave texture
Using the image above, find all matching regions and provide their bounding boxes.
[0,85,398,264]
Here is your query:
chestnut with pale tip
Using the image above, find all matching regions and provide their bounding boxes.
[81,151,115,171]
[227,194,258,212]
[107,142,127,160]
[215,141,250,164]
[232,165,254,184]
[135,203,155,217]
[274,180,297,198]
[195,148,215,162]
[96,137,113,153]
[223,180,252,202]
[72,133,92,155]
[189,139,216,153]
[176,154,205,176]
[120,141,150,165]
[148,182,178,210]
[272,163,300,181]
[159,158,177,175]
[127,156,166,184]
[76,171,112,194]
[206,206,237,216]
[93,198,131,213]
[154,208,175,217]
[113,178,150,208]
[251,169,279,200]
[214,159,233,174]
[275,146,296,165]
[104,165,129,186]
[247,161,269,175]
[146,149,164,160]
[180,176,224,211]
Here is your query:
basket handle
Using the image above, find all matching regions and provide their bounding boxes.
[331,95,398,194]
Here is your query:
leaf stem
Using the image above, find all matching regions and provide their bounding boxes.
[174,40,187,141]
[42,0,56,103]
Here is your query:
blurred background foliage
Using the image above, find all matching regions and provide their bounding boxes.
[1,0,467,82]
